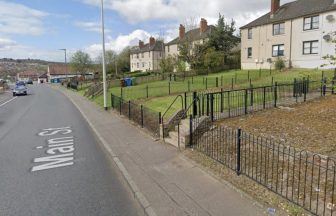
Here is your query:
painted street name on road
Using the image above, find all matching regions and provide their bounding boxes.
[31,126,75,172]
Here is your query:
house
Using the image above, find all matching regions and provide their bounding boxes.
[240,0,336,70]
[17,71,40,82]
[165,18,215,70]
[38,73,48,83]
[130,37,165,72]
[48,64,77,83]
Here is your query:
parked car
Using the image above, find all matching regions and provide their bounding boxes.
[13,82,27,96]
[27,79,33,84]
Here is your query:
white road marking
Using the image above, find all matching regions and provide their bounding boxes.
[36,146,43,149]
[0,97,17,108]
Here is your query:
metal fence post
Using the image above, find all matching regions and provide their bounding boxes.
[274,82,278,107]
[206,94,210,116]
[293,78,297,97]
[236,128,242,176]
[216,77,218,88]
[231,78,234,89]
[184,92,187,110]
[303,78,307,102]
[121,87,123,99]
[188,80,190,92]
[128,101,131,119]
[192,92,197,116]
[247,70,250,81]
[189,115,193,146]
[141,105,144,128]
[111,94,114,109]
[220,88,224,113]
[210,94,214,122]
[168,82,171,95]
[221,76,223,86]
[250,85,254,107]
[263,87,266,109]
[259,68,261,78]
[146,85,149,98]
[244,89,248,114]
[159,112,162,124]
[119,97,122,115]
[205,78,208,89]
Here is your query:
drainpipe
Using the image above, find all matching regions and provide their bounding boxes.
[289,19,293,68]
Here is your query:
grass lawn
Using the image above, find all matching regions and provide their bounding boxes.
[92,68,334,118]
[142,69,333,117]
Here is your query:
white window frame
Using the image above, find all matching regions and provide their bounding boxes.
[272,44,285,57]
[303,40,319,55]
[273,23,285,35]
[303,16,319,31]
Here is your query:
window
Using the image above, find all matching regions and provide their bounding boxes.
[137,63,139,68]
[248,28,252,39]
[304,16,319,30]
[272,44,284,57]
[273,23,285,35]
[303,40,319,54]
[142,62,145,67]
[247,47,252,58]
[136,54,139,59]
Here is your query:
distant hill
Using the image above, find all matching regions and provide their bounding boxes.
[0,58,60,79]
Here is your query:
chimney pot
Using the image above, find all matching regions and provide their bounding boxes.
[200,18,208,33]
[271,0,280,16]
[139,40,144,48]
[179,24,185,39]
[149,37,155,46]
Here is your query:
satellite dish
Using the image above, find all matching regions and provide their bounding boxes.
[326,15,335,22]
[323,34,332,42]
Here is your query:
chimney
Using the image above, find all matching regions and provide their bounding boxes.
[271,0,280,17]
[139,40,144,48]
[200,18,208,33]
[149,37,155,46]
[179,24,185,39]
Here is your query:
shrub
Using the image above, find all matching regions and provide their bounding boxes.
[274,57,286,71]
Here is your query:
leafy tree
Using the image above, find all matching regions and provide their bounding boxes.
[174,57,186,73]
[204,48,224,70]
[96,50,118,75]
[178,37,207,69]
[275,57,285,71]
[322,32,336,68]
[70,50,92,76]
[116,47,131,73]
[207,13,240,58]
[159,56,174,73]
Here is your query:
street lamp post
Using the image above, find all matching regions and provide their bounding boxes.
[59,49,67,80]
[101,0,108,110]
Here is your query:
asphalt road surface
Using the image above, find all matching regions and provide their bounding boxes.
[0,84,141,216]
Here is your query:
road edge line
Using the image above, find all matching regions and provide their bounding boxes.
[0,96,17,107]
[58,87,157,216]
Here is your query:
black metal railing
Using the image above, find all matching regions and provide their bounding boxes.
[111,93,161,137]
[190,118,336,215]
[184,79,324,122]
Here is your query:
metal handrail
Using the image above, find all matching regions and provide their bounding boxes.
[161,94,184,122]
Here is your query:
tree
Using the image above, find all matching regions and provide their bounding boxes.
[322,32,336,68]
[70,51,92,76]
[207,14,240,58]
[159,56,174,74]
[96,50,118,75]
[116,47,131,73]
[178,37,207,70]
[204,48,224,70]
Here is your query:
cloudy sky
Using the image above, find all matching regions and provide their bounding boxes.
[0,0,294,62]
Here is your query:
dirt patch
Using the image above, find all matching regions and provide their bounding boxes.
[217,95,336,157]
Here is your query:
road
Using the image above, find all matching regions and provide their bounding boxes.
[0,85,141,216]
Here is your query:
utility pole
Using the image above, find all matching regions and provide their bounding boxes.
[59,49,67,80]
[101,0,108,110]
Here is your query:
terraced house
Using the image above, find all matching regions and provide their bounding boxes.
[130,37,164,72]
[241,0,336,69]
[165,18,215,70]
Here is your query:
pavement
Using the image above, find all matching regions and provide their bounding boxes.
[57,85,266,216]
[0,84,142,216]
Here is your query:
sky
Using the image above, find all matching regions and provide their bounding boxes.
[0,0,294,62]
